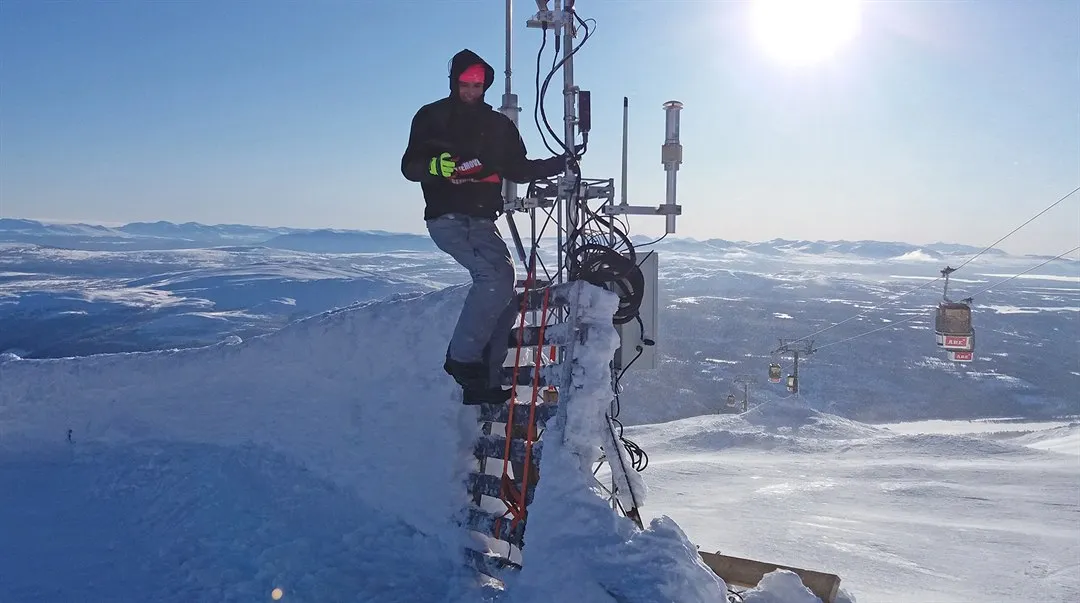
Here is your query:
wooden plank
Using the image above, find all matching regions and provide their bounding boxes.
[698,551,841,603]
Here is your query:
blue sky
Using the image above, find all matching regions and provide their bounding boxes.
[1,0,1077,255]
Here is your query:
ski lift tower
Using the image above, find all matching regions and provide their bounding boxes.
[773,339,815,396]
[733,374,752,412]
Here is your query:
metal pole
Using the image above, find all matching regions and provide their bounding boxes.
[501,0,519,208]
[621,97,629,206]
[561,0,577,285]
[792,350,800,396]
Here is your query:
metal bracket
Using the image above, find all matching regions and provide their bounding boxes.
[527,8,574,30]
[602,204,683,217]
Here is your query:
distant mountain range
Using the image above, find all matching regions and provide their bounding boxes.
[0,219,436,253]
[0,218,1030,259]
[631,235,1012,260]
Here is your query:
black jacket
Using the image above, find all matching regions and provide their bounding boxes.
[401,49,565,221]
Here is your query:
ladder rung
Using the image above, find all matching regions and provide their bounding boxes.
[509,322,581,347]
[464,547,520,577]
[474,434,543,466]
[478,400,558,426]
[516,278,552,289]
[500,365,554,387]
[464,506,526,545]
[516,282,582,312]
[467,472,536,506]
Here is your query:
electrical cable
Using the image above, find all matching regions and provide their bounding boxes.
[965,245,1080,299]
[526,7,652,485]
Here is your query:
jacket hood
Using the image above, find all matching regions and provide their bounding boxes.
[448,48,495,94]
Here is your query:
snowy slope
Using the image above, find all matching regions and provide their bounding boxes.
[2,284,816,603]
[626,401,1080,602]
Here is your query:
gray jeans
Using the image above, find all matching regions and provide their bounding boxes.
[427,213,519,387]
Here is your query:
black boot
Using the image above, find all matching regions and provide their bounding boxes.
[444,356,488,389]
[462,384,514,405]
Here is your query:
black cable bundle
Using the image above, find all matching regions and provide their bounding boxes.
[530,8,651,476]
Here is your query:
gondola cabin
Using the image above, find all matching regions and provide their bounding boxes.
[786,375,797,393]
[935,301,974,353]
[726,394,738,408]
[768,363,782,383]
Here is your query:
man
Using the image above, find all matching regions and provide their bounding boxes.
[401,48,565,404]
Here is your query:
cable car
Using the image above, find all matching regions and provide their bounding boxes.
[786,375,798,393]
[726,394,738,408]
[935,302,974,350]
[934,266,975,358]
[768,363,782,383]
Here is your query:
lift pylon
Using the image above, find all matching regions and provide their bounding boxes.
[773,339,815,396]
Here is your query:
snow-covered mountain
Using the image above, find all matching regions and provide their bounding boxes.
[4,219,1018,259]
[2,219,1076,425]
[116,220,296,242]
[262,229,438,253]
[631,235,1011,262]
[0,219,437,252]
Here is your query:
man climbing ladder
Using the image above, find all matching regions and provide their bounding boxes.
[400,48,565,404]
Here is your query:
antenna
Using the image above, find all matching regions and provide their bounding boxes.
[501,0,520,206]
[495,1,686,527]
[604,101,684,232]
[621,97,629,207]
[508,1,684,286]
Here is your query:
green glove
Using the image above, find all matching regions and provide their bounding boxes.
[428,152,456,178]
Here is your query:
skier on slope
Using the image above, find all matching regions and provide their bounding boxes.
[401,48,566,404]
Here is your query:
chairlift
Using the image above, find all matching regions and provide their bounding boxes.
[768,363,782,383]
[934,266,975,355]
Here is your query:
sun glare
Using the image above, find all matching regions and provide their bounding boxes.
[749,0,863,66]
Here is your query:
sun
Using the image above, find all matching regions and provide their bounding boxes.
[748,0,863,66]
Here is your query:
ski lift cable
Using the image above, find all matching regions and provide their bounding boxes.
[784,277,943,347]
[965,245,1080,299]
[950,186,1079,274]
[784,185,1080,347]
[814,244,1080,351]
[814,313,924,351]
